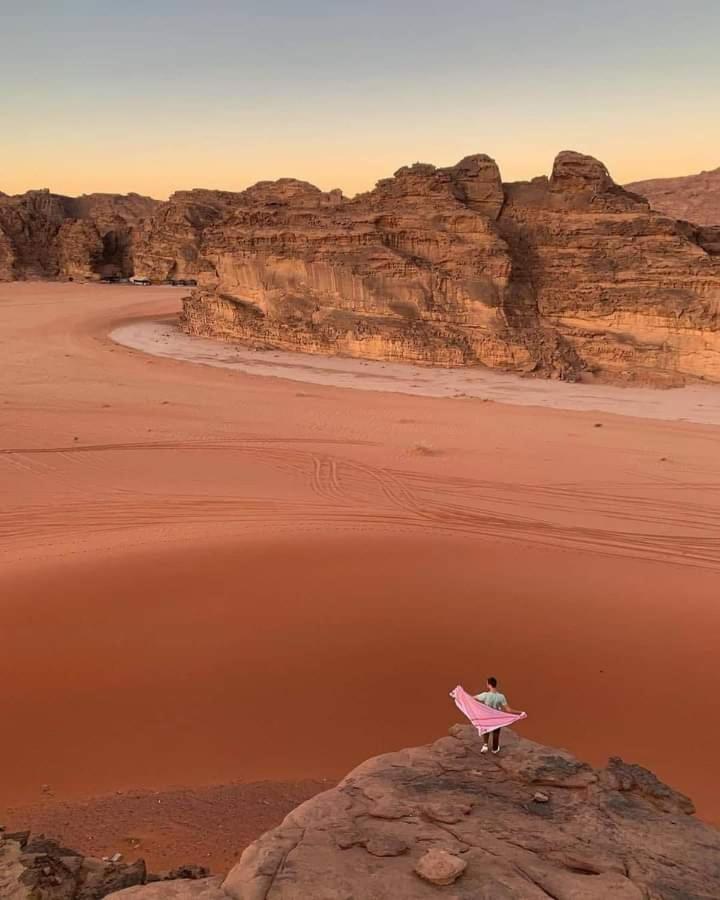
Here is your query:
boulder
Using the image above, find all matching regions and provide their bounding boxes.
[414,848,467,885]
[107,879,226,900]
[0,827,223,900]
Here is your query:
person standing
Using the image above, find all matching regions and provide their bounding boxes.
[474,676,522,754]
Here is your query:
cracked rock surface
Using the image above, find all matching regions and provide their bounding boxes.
[217,726,719,900]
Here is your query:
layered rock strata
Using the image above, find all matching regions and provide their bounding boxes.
[4,150,720,384]
[0,190,158,280]
[105,726,720,900]
[169,151,720,384]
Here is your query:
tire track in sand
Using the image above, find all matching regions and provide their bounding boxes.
[2,438,719,571]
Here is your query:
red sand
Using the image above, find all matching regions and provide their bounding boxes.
[2,284,719,840]
[3,780,327,873]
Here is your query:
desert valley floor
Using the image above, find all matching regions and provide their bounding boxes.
[2,283,719,869]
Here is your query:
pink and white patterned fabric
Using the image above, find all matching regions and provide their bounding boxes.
[450,685,527,736]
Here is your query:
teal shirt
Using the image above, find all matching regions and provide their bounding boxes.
[475,691,508,710]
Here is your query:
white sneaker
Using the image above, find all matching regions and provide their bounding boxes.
[492,748,500,754]
[480,744,489,754]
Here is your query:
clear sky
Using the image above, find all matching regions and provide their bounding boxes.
[2,0,719,198]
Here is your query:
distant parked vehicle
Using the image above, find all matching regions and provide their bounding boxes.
[168,278,198,287]
[129,277,152,286]
[100,275,122,284]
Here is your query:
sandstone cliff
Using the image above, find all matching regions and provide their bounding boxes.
[626,166,720,226]
[5,151,720,384]
[164,151,720,385]
[0,190,158,281]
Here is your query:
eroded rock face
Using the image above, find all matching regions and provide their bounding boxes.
[174,157,526,373]
[216,726,720,900]
[4,151,720,383]
[499,153,720,383]
[131,190,240,284]
[0,190,158,280]
[0,829,146,900]
[0,829,210,900]
[168,150,720,384]
[626,166,720,226]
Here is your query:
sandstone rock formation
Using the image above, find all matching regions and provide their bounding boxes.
[5,150,720,384]
[5,729,719,900]
[111,882,226,900]
[626,166,720,226]
[0,828,209,900]
[0,829,146,899]
[165,150,720,385]
[216,725,720,899]
[0,190,158,281]
[102,726,720,900]
[131,190,246,285]
[498,153,720,383]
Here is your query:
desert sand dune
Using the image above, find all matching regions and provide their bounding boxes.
[1,283,719,838]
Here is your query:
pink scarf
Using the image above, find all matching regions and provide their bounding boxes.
[450,685,527,736]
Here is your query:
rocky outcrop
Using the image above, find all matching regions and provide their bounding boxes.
[0,829,146,900]
[174,158,526,372]
[170,150,720,384]
[626,166,720,226]
[131,190,241,284]
[5,151,720,383]
[0,828,210,900]
[110,882,225,900]
[0,190,158,281]
[498,152,720,383]
[102,726,720,900]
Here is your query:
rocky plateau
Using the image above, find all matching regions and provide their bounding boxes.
[4,151,720,384]
[5,727,718,900]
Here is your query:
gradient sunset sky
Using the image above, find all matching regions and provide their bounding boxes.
[3,0,719,199]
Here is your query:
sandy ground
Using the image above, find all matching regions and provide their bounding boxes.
[3,780,326,873]
[2,283,720,864]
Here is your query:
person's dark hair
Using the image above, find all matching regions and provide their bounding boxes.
[487,676,498,688]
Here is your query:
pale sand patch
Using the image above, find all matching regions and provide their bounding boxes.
[112,318,720,426]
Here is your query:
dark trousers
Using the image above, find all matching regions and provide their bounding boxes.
[484,728,501,751]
